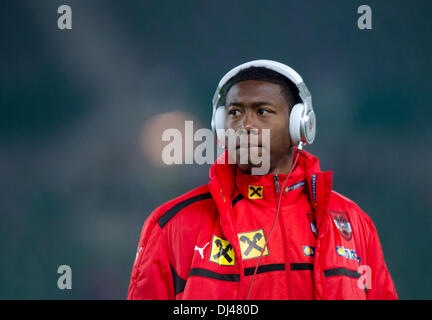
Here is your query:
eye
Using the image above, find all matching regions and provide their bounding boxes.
[257,108,271,115]
[228,109,240,116]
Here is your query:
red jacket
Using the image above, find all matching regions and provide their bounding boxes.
[127,149,397,300]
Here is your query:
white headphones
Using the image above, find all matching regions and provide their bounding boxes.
[211,59,316,150]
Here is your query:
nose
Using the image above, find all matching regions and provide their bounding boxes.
[240,110,257,134]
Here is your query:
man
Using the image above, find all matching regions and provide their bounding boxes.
[127,60,397,299]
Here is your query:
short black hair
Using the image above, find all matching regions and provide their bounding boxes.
[221,66,301,110]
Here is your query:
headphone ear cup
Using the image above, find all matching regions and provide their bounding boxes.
[289,103,304,147]
[303,110,316,145]
[214,106,226,146]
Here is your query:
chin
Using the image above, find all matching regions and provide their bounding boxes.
[236,162,265,175]
[237,164,252,174]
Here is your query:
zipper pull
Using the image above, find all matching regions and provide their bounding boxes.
[274,174,280,193]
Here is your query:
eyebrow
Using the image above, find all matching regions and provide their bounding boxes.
[228,101,275,108]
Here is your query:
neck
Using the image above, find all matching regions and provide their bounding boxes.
[270,147,295,175]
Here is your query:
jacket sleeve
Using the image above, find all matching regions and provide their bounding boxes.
[363,218,398,300]
[127,215,175,300]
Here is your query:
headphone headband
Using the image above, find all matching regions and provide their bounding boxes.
[211,59,313,132]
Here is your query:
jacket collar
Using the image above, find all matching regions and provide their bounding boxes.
[208,148,331,205]
[234,159,306,206]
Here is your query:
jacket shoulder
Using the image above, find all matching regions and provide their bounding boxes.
[145,184,214,229]
[329,190,375,230]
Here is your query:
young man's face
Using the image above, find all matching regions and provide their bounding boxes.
[224,80,293,174]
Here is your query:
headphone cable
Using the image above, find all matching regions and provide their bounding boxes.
[245,146,302,300]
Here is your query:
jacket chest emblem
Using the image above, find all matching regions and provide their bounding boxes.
[194,242,210,259]
[336,246,361,263]
[330,211,353,241]
[303,245,315,257]
[209,235,235,266]
[248,185,263,199]
[238,229,269,259]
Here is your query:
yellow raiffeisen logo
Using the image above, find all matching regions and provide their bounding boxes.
[209,235,235,266]
[238,229,269,259]
[248,185,263,199]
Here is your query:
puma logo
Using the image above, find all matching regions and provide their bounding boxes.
[194,242,210,259]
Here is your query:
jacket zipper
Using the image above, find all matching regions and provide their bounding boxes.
[274,173,280,193]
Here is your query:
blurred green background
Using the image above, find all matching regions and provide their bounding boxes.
[1,0,431,299]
